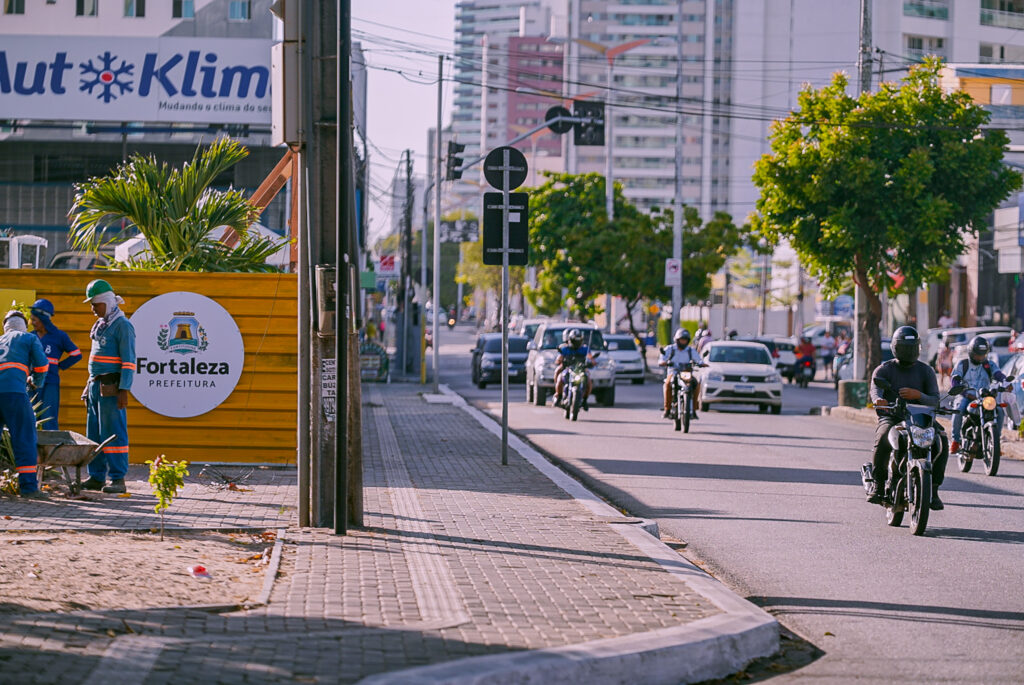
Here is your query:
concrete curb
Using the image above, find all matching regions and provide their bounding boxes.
[362,385,778,685]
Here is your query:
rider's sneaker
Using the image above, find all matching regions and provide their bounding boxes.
[865,482,885,504]
[950,440,960,454]
[691,412,699,420]
[930,489,944,510]
[582,399,589,412]
[662,409,671,419]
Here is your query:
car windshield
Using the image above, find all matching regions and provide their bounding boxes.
[776,342,793,351]
[484,338,527,353]
[608,337,636,351]
[541,328,605,350]
[708,346,772,365]
[523,324,541,339]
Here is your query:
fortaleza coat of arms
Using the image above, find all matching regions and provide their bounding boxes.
[157,312,209,355]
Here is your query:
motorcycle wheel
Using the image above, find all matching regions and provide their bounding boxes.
[909,466,931,536]
[983,426,1001,477]
[957,450,973,473]
[886,503,904,527]
[571,391,581,421]
[683,395,691,434]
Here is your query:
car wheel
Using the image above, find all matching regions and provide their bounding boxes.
[602,386,615,407]
[631,377,644,385]
[771,404,782,415]
[759,404,768,414]
[535,386,547,406]
[477,380,486,389]
[526,381,534,403]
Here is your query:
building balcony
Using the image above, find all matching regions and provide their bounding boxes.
[980,7,1024,30]
[905,47,948,61]
[903,0,949,20]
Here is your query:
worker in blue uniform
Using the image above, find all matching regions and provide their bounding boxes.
[29,299,81,430]
[80,280,136,494]
[0,310,50,498]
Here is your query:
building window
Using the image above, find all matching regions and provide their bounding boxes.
[229,0,251,20]
[903,0,949,20]
[76,0,98,15]
[124,0,145,18]
[992,84,1013,105]
[172,0,194,18]
[4,0,25,15]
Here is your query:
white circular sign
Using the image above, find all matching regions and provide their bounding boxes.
[129,292,245,418]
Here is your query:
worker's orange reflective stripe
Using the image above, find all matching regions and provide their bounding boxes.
[33,365,49,373]
[68,349,82,356]
[15,466,36,473]
[103,446,130,453]
[47,357,60,364]
[91,355,121,363]
[121,362,136,370]
[0,362,29,374]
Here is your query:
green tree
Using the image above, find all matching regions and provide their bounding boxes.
[753,59,1021,375]
[69,138,285,272]
[455,211,526,320]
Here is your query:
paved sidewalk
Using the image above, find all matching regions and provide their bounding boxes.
[0,384,775,684]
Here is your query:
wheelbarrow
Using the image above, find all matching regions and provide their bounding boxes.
[36,431,116,495]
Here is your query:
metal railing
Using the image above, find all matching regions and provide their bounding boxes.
[904,0,949,19]
[980,7,1024,30]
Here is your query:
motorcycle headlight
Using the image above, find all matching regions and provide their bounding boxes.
[707,371,724,382]
[909,425,935,448]
[983,396,997,411]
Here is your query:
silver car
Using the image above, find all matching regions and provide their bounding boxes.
[605,334,645,384]
[525,323,616,407]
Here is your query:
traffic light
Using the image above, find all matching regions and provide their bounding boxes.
[445,141,466,181]
[573,100,605,146]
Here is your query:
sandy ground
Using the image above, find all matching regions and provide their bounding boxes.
[0,530,276,614]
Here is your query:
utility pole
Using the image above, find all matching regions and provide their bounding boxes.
[432,54,443,393]
[401,150,413,377]
[671,0,684,336]
[853,0,872,381]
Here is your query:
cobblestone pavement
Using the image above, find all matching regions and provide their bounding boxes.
[0,384,723,684]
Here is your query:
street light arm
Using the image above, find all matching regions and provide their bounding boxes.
[454,116,584,176]
[605,38,653,63]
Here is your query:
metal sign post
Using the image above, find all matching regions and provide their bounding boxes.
[482,146,528,466]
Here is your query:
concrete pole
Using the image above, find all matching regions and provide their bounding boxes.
[853,0,872,381]
[432,54,443,393]
[671,0,684,335]
[700,0,714,223]
[335,0,352,535]
[605,58,614,332]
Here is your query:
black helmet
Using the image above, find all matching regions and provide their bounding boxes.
[967,335,991,364]
[891,326,921,367]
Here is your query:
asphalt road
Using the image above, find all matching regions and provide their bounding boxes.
[435,324,1024,684]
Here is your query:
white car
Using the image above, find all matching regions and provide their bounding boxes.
[698,341,783,414]
[525,322,617,406]
[605,334,645,384]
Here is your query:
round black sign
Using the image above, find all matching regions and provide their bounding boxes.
[483,146,529,191]
[545,105,573,134]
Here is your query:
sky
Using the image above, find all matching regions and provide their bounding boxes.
[353,0,458,246]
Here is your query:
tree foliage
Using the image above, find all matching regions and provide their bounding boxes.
[69,137,285,272]
[753,59,1021,374]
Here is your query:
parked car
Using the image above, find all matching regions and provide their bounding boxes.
[950,331,1014,370]
[470,334,529,389]
[525,322,616,406]
[697,341,783,414]
[737,336,797,379]
[605,334,645,384]
[47,250,113,270]
[1000,353,1024,428]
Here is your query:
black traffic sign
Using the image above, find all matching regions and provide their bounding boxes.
[482,192,529,266]
[545,105,573,134]
[439,219,479,243]
[483,146,528,191]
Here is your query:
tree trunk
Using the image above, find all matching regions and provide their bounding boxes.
[624,297,648,373]
[855,263,884,380]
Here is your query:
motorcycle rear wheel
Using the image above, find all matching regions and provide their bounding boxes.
[983,426,1000,476]
[683,396,691,434]
[886,504,904,527]
[957,449,973,472]
[909,467,931,536]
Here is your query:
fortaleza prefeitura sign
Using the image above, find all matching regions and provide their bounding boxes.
[129,292,245,418]
[0,35,271,124]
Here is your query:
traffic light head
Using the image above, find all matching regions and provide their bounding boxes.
[573,100,605,146]
[445,140,466,181]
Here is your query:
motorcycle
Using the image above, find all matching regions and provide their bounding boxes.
[668,363,698,433]
[796,357,814,388]
[953,375,1014,477]
[447,309,457,329]
[560,355,596,422]
[861,377,952,536]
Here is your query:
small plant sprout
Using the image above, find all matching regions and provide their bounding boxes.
[147,456,189,540]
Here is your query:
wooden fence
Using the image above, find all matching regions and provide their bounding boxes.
[1,270,297,464]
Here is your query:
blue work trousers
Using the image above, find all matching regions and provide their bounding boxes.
[34,380,60,431]
[952,395,1004,444]
[0,391,39,493]
[86,380,129,482]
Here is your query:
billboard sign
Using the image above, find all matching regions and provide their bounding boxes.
[0,35,272,124]
[130,292,245,418]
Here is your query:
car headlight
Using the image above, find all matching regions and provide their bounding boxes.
[982,396,997,411]
[909,426,935,448]
[481,359,496,368]
[766,373,781,383]
[597,357,614,370]
[707,371,724,382]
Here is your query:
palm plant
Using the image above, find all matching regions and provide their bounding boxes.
[69,137,285,272]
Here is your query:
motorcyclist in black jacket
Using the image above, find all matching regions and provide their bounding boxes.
[867,326,949,510]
